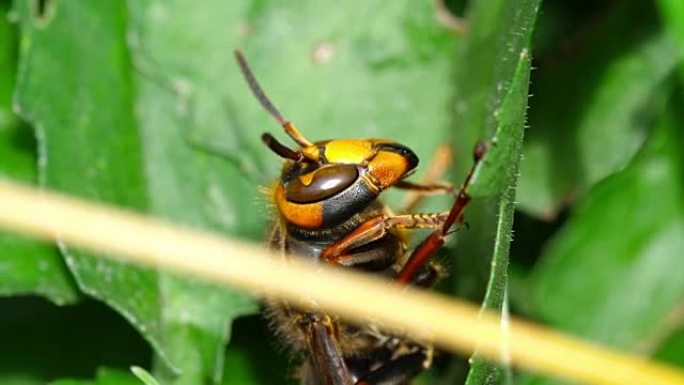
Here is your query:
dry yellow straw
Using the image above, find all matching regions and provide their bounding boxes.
[0,179,681,385]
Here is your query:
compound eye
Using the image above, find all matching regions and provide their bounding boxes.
[286,164,359,203]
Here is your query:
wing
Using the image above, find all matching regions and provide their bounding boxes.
[303,315,354,385]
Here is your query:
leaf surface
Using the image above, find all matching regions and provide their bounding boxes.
[517,3,680,218]
[14,1,256,383]
[0,1,77,304]
[450,0,540,384]
[522,94,684,384]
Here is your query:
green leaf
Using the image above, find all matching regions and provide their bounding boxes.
[658,0,684,43]
[524,93,684,384]
[131,366,161,385]
[655,325,684,367]
[50,368,141,385]
[192,1,455,194]
[448,0,540,384]
[657,0,684,80]
[0,1,78,304]
[13,1,256,383]
[517,2,681,218]
[12,0,457,383]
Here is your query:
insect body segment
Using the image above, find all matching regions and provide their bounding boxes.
[236,50,482,385]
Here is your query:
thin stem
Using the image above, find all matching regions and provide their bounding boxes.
[0,180,681,385]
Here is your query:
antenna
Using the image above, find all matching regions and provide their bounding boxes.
[234,50,313,148]
[261,133,304,162]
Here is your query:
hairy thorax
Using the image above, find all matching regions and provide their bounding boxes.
[265,201,410,359]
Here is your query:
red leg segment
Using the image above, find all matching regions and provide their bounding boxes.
[396,141,487,284]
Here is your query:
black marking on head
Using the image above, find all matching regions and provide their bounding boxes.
[321,180,377,228]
